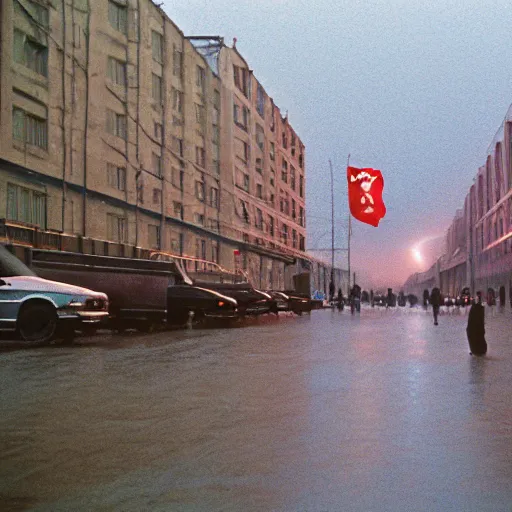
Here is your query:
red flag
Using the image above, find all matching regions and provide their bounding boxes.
[347,166,387,227]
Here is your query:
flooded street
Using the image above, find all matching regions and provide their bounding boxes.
[1,308,511,511]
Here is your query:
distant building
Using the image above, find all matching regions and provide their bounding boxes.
[404,104,512,303]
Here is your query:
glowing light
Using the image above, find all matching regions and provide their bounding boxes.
[412,248,423,264]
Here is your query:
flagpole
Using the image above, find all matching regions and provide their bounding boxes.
[329,160,334,288]
[347,153,351,296]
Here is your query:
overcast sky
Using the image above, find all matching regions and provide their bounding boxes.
[164,0,512,290]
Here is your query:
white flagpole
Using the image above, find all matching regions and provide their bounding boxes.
[347,154,351,295]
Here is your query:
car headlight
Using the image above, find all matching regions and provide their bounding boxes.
[68,299,85,308]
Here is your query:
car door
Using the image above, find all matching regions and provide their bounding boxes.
[0,277,27,323]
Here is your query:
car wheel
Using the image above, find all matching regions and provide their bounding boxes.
[18,302,57,343]
[136,321,156,333]
[168,309,189,326]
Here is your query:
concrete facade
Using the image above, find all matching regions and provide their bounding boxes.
[0,0,344,292]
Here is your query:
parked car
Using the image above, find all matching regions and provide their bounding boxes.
[167,285,238,325]
[283,290,313,315]
[0,245,109,343]
[194,282,274,316]
[268,290,313,315]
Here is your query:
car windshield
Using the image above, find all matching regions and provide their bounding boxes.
[0,246,36,277]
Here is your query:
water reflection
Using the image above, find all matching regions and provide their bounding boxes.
[1,309,511,511]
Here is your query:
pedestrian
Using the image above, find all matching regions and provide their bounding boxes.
[423,289,429,309]
[337,288,344,311]
[467,291,487,356]
[430,287,441,325]
[329,280,335,305]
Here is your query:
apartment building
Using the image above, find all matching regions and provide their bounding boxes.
[0,0,232,264]
[0,0,317,289]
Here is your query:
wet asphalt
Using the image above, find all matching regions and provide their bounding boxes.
[0,306,511,512]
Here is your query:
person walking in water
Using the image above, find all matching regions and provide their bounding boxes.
[467,291,487,356]
[430,287,442,325]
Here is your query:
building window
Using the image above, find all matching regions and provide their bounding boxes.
[108,0,127,35]
[25,0,50,26]
[270,142,275,161]
[195,104,205,125]
[107,163,126,191]
[291,199,296,220]
[12,107,48,149]
[233,103,240,125]
[148,224,161,249]
[233,65,240,88]
[282,131,288,149]
[299,175,304,198]
[256,208,263,230]
[6,183,47,228]
[256,183,263,199]
[152,152,162,177]
[152,73,162,105]
[195,146,205,168]
[195,179,205,201]
[281,224,289,244]
[299,152,304,169]
[268,216,274,236]
[173,46,183,77]
[243,173,250,192]
[212,125,220,145]
[172,88,183,113]
[243,142,250,163]
[171,136,184,157]
[195,239,207,270]
[107,56,126,86]
[196,65,206,94]
[233,65,250,97]
[255,157,263,175]
[173,201,184,220]
[106,109,127,139]
[292,229,297,249]
[211,240,219,263]
[154,122,163,142]
[256,124,264,151]
[209,218,220,232]
[194,213,205,226]
[152,188,162,205]
[290,166,296,190]
[210,187,219,208]
[171,166,184,190]
[13,29,48,77]
[239,199,249,223]
[171,235,183,255]
[299,206,304,227]
[242,107,250,130]
[281,159,288,183]
[256,84,265,118]
[107,213,127,242]
[152,31,163,62]
[299,234,305,251]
